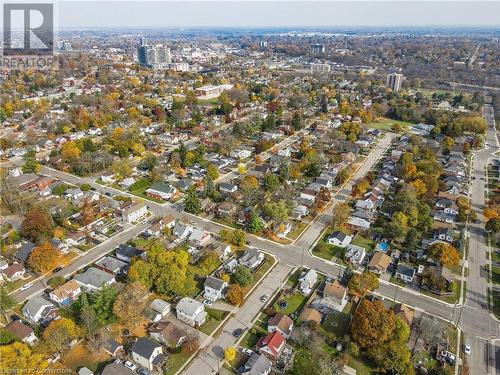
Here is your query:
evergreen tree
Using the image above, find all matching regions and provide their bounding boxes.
[184,186,201,214]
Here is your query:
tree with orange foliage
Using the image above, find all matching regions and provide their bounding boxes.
[60,141,81,162]
[80,199,96,226]
[428,242,460,268]
[28,242,62,274]
[484,207,499,220]
[227,284,244,306]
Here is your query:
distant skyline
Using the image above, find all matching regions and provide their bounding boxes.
[57,1,500,29]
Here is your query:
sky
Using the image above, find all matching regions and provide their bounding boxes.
[56,1,500,28]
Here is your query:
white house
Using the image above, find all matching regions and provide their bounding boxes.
[131,338,165,371]
[239,249,264,270]
[345,244,366,265]
[326,231,352,248]
[122,202,148,223]
[395,264,416,283]
[203,276,228,302]
[172,222,194,240]
[4,320,38,345]
[176,297,207,327]
[2,263,26,282]
[298,269,318,295]
[144,299,171,322]
[189,228,212,247]
[49,279,82,305]
[22,296,59,325]
[101,174,116,184]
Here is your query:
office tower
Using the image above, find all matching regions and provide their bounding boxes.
[386,73,404,92]
[259,40,268,48]
[311,44,325,55]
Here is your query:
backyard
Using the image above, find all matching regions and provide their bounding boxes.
[365,117,413,131]
[272,292,307,315]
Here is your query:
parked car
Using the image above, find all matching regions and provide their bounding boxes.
[260,295,269,302]
[203,300,213,306]
[241,348,254,357]
[233,328,245,338]
[53,266,63,273]
[464,344,471,355]
[124,361,136,371]
[136,368,150,375]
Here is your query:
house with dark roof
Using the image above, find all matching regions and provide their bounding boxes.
[395,264,416,283]
[14,242,36,263]
[326,231,352,248]
[131,338,165,371]
[94,256,128,275]
[203,276,228,302]
[115,244,144,263]
[2,262,26,282]
[74,267,115,291]
[148,321,187,349]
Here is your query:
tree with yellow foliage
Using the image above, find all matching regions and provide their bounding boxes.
[0,342,48,374]
[224,346,237,362]
[43,318,81,354]
[60,141,81,162]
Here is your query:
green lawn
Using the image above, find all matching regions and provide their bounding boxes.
[365,117,413,131]
[240,330,260,349]
[273,292,307,315]
[164,351,192,375]
[243,255,275,295]
[492,266,500,284]
[287,222,308,240]
[313,241,344,261]
[199,308,228,335]
[348,354,377,375]
[492,289,500,319]
[321,310,351,337]
[286,268,303,288]
[421,280,461,304]
[351,234,375,251]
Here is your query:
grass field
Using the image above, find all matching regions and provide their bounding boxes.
[365,117,413,131]
[321,310,351,337]
[273,292,307,315]
[348,355,377,375]
[492,266,500,284]
[492,289,500,319]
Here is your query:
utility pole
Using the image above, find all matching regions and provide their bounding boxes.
[393,284,399,304]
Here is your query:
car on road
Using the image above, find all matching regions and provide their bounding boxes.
[233,328,245,338]
[20,283,33,291]
[464,344,471,355]
[53,266,63,273]
[136,368,150,375]
[260,295,269,302]
[203,300,213,306]
[124,361,136,371]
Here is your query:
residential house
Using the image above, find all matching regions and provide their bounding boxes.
[267,313,293,338]
[14,242,36,263]
[311,280,348,312]
[148,321,187,349]
[131,338,165,371]
[121,202,148,223]
[368,252,391,274]
[220,182,238,194]
[298,268,318,295]
[206,243,232,261]
[326,231,352,248]
[394,303,414,326]
[176,297,207,327]
[292,205,308,220]
[239,249,264,270]
[4,320,37,345]
[115,244,144,263]
[94,256,128,275]
[241,353,272,375]
[204,276,228,302]
[146,182,177,201]
[189,228,211,247]
[101,338,123,357]
[344,244,366,265]
[144,299,171,322]
[74,267,115,291]
[147,222,162,237]
[64,231,86,247]
[347,216,370,230]
[119,177,135,189]
[256,331,285,361]
[217,202,237,217]
[22,296,59,325]
[64,188,84,201]
[159,215,176,230]
[2,263,26,282]
[395,264,416,283]
[172,222,194,240]
[100,363,134,375]
[49,279,82,305]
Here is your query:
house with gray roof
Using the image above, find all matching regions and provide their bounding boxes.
[176,297,207,327]
[239,248,264,270]
[14,242,36,263]
[94,256,128,275]
[74,267,115,291]
[203,276,228,302]
[241,352,272,375]
[22,296,59,325]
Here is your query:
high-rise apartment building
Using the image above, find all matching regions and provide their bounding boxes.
[137,39,172,69]
[386,73,404,92]
[311,44,325,55]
